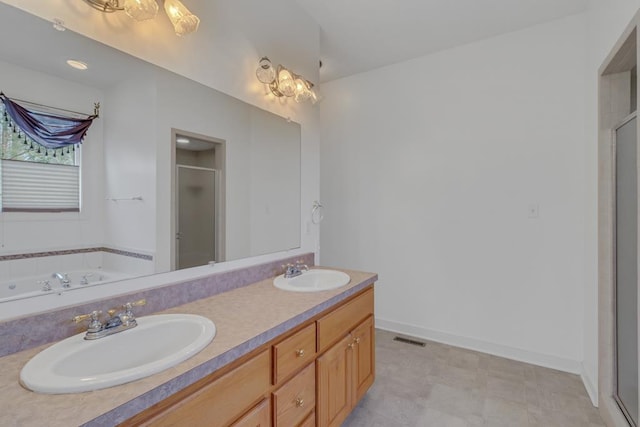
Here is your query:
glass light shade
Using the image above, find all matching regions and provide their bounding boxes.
[309,88,320,105]
[256,57,276,84]
[164,0,200,36]
[294,78,311,103]
[277,67,296,97]
[123,0,158,21]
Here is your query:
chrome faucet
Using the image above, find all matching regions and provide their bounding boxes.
[73,299,146,340]
[52,272,71,288]
[39,280,51,292]
[283,262,309,279]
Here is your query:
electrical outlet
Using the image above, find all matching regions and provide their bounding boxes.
[528,204,539,219]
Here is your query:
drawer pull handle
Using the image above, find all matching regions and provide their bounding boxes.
[295,397,304,407]
[295,349,305,357]
[354,337,361,344]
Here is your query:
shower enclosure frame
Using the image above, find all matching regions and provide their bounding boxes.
[598,14,640,427]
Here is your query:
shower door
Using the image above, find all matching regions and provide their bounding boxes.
[176,165,218,270]
[614,114,638,426]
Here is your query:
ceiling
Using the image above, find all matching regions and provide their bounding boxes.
[293,0,590,82]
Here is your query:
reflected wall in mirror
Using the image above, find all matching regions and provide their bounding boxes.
[0,2,301,305]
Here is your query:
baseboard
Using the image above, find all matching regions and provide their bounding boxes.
[580,363,599,407]
[375,318,582,374]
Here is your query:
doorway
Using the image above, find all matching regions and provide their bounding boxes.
[172,131,225,270]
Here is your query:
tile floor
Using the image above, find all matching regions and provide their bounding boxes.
[343,330,605,427]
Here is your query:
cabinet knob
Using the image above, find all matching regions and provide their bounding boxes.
[354,337,361,344]
[295,349,305,357]
[348,342,355,349]
[295,397,304,407]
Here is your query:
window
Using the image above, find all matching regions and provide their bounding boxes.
[0,103,80,212]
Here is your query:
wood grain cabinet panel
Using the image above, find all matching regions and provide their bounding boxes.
[351,316,375,403]
[298,411,315,427]
[317,315,376,427]
[317,288,373,352]
[137,350,271,427]
[231,399,271,427]
[317,334,354,427]
[273,323,316,385]
[273,362,315,427]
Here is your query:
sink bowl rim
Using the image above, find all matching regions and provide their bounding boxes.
[273,268,351,292]
[20,313,216,394]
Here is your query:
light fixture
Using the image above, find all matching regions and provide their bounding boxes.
[52,18,66,31]
[176,137,190,144]
[66,59,89,70]
[81,0,200,36]
[164,0,200,36]
[256,57,319,105]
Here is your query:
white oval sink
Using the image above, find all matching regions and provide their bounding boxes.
[20,314,216,394]
[274,269,351,292]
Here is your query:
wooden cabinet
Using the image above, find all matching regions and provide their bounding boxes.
[351,316,375,403]
[317,334,354,427]
[132,350,271,427]
[231,399,271,427]
[124,285,374,427]
[316,301,375,427]
[273,323,316,385]
[273,362,315,426]
[317,317,375,427]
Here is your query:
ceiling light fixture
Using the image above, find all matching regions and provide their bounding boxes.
[176,137,190,144]
[81,0,200,36]
[66,59,89,70]
[256,57,319,105]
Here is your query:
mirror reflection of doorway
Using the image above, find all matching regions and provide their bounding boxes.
[174,133,224,270]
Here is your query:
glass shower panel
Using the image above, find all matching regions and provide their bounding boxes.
[615,116,638,426]
[176,166,216,270]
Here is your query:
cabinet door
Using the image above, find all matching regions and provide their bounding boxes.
[351,316,375,404]
[139,350,271,427]
[232,399,271,427]
[317,334,353,427]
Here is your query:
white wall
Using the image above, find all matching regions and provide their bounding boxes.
[249,108,301,256]
[103,70,157,256]
[320,14,588,373]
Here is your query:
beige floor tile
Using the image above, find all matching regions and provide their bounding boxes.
[342,330,605,427]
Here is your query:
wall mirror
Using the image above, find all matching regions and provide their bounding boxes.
[0,2,301,307]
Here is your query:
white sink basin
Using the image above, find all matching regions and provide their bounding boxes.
[274,269,351,292]
[20,314,216,394]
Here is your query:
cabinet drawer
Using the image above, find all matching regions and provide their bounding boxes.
[143,350,271,427]
[274,323,316,384]
[231,398,271,427]
[273,362,315,427]
[299,411,315,427]
[317,287,374,352]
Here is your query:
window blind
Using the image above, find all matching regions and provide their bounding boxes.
[1,159,79,212]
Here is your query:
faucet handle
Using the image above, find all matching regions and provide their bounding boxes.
[38,280,51,291]
[108,299,146,325]
[72,310,103,333]
[295,261,309,272]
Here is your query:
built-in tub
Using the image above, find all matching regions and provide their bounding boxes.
[0,269,131,303]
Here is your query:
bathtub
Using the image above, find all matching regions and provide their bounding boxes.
[0,269,131,303]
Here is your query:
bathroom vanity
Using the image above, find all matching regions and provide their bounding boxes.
[0,262,377,427]
[126,286,374,427]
